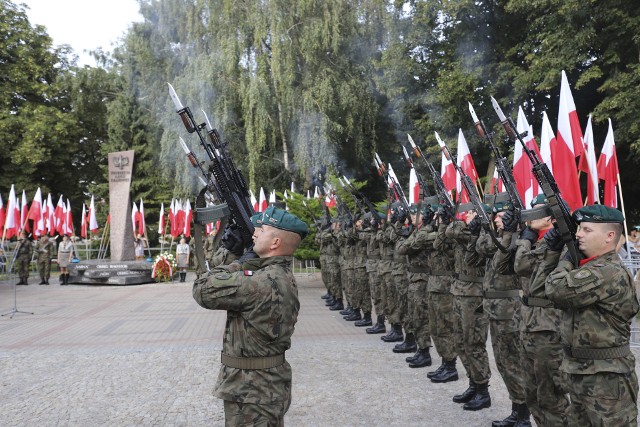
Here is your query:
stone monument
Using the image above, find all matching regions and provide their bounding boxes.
[69,150,154,285]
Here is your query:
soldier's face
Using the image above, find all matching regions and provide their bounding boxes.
[576,222,615,258]
[253,225,277,257]
[494,212,505,230]
[465,210,476,225]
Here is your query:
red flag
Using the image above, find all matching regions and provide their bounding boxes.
[169,199,177,237]
[131,201,139,235]
[175,199,185,236]
[158,202,165,235]
[489,168,503,194]
[80,203,87,239]
[440,151,456,193]
[558,70,584,158]
[408,168,420,204]
[456,129,479,203]
[0,193,5,231]
[4,185,18,239]
[183,199,192,237]
[597,119,619,208]
[19,190,29,233]
[259,187,267,212]
[250,191,258,213]
[325,195,336,209]
[514,107,542,205]
[89,195,99,233]
[54,195,65,235]
[28,188,43,233]
[138,199,146,236]
[581,116,600,205]
[45,193,55,236]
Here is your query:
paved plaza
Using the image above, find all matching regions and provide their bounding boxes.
[1,272,638,426]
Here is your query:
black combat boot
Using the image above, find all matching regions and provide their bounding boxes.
[463,382,491,411]
[354,312,372,327]
[344,308,362,321]
[408,348,432,368]
[325,296,336,306]
[16,279,26,285]
[339,305,354,316]
[64,273,70,285]
[329,299,344,311]
[321,292,332,299]
[393,332,417,353]
[491,403,518,427]
[180,272,186,282]
[427,358,446,379]
[430,358,458,383]
[513,403,532,427]
[39,279,47,285]
[406,350,421,363]
[453,380,477,403]
[381,324,403,342]
[366,315,386,334]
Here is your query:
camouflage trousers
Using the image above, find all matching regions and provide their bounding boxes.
[489,318,526,403]
[352,265,371,312]
[406,272,431,349]
[376,260,393,317]
[223,394,291,427]
[453,295,490,384]
[16,255,30,280]
[367,263,384,316]
[37,258,51,281]
[319,255,330,292]
[521,330,570,426]
[391,261,408,326]
[341,261,354,305]
[428,292,457,360]
[567,370,638,427]
[380,263,400,325]
[325,261,342,299]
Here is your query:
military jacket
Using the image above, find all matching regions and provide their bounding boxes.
[320,229,341,265]
[390,223,409,265]
[16,239,33,259]
[211,246,239,267]
[377,223,395,259]
[446,221,484,296]
[193,256,299,404]
[36,240,54,261]
[354,230,368,269]
[514,235,563,332]
[203,235,217,260]
[547,252,639,375]
[365,228,381,273]
[428,223,455,293]
[397,224,432,270]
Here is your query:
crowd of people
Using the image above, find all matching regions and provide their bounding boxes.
[315,197,639,427]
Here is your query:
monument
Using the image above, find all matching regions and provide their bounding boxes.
[68,150,154,285]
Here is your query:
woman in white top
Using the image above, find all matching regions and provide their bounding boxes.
[176,237,190,282]
[58,235,73,285]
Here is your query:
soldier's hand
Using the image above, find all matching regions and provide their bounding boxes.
[468,217,482,236]
[501,210,519,233]
[543,227,564,252]
[519,226,539,244]
[221,226,246,256]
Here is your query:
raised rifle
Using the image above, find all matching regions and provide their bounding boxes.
[341,175,381,226]
[435,131,508,252]
[301,200,320,227]
[490,97,579,266]
[373,152,411,218]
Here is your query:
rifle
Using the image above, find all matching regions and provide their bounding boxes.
[435,131,508,252]
[490,97,580,266]
[406,134,456,218]
[168,83,255,271]
[301,200,320,227]
[341,176,381,226]
[373,153,411,217]
[468,103,525,216]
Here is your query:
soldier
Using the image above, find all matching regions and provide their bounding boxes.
[467,201,530,426]
[509,195,570,425]
[396,204,435,367]
[546,205,639,426]
[445,207,491,410]
[338,219,357,319]
[364,212,386,333]
[324,221,344,311]
[349,215,372,325]
[203,228,218,268]
[193,206,308,426]
[15,231,33,285]
[36,235,54,285]
[316,220,332,301]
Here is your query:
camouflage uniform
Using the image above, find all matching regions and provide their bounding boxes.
[36,237,54,284]
[396,223,432,351]
[376,222,394,319]
[428,223,457,361]
[203,233,218,268]
[446,220,490,386]
[468,230,526,405]
[512,230,570,425]
[366,224,384,317]
[353,227,372,314]
[547,251,639,426]
[320,227,342,301]
[15,236,33,284]
[316,228,330,295]
[193,256,299,426]
[389,222,410,326]
[211,246,239,268]
[338,227,356,308]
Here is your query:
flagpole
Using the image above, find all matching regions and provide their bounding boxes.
[616,173,632,260]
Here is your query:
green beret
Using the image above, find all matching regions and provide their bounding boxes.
[409,203,418,214]
[376,211,386,219]
[250,213,263,228]
[530,194,548,208]
[493,201,512,213]
[480,203,492,214]
[572,205,624,224]
[262,206,309,238]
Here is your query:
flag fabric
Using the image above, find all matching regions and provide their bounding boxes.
[259,187,268,212]
[80,203,87,239]
[540,112,555,176]
[169,199,177,237]
[291,182,296,193]
[441,152,456,193]
[514,107,542,205]
[175,199,185,237]
[408,168,419,204]
[54,195,65,235]
[456,129,479,203]
[387,164,404,203]
[46,193,55,236]
[89,195,99,233]
[20,190,29,233]
[558,70,584,158]
[250,190,258,212]
[65,199,73,235]
[4,185,18,239]
[489,167,503,194]
[138,199,146,236]
[325,194,336,209]
[283,190,288,200]
[581,115,600,205]
[306,190,310,199]
[597,119,619,208]
[28,187,45,236]
[183,199,192,237]
[269,190,276,204]
[131,201,139,235]
[0,193,5,231]
[158,202,165,235]
[313,186,319,199]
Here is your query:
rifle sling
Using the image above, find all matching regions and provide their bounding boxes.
[521,205,553,222]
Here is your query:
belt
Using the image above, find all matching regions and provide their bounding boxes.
[563,345,631,360]
[431,270,454,277]
[409,267,431,274]
[456,274,484,283]
[522,296,555,308]
[220,352,285,370]
[484,290,521,299]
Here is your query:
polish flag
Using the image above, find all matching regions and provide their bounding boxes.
[158,202,165,235]
[581,116,600,205]
[175,199,185,237]
[89,195,99,233]
[558,70,584,158]
[65,199,73,235]
[514,107,542,205]
[597,119,619,208]
[28,187,45,236]
[456,129,479,203]
[131,201,139,235]
[80,203,87,239]
[46,194,55,236]
[540,112,555,176]
[250,190,258,212]
[259,187,268,212]
[168,199,176,237]
[408,168,420,204]
[0,194,4,231]
[183,199,192,237]
[325,194,336,209]
[20,190,29,233]
[4,185,18,239]
[54,195,65,235]
[387,163,401,199]
[138,199,146,236]
[489,168,503,194]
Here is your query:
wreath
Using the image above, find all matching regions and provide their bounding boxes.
[152,252,177,282]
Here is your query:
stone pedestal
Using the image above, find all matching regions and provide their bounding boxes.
[108,150,135,261]
[68,260,154,285]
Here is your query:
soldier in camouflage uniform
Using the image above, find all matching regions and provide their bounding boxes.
[15,231,33,285]
[445,208,491,410]
[192,206,308,426]
[426,208,458,383]
[345,215,372,323]
[338,220,357,318]
[546,205,639,426]
[509,195,570,425]
[364,213,386,333]
[325,221,344,311]
[396,205,434,367]
[466,202,530,426]
[316,222,332,299]
[36,235,54,285]
[203,229,218,269]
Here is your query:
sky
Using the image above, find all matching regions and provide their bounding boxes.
[19,0,143,67]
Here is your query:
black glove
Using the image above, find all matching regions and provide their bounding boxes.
[237,246,259,262]
[468,217,482,236]
[437,206,452,224]
[519,226,539,244]
[221,225,246,256]
[562,247,584,265]
[422,207,435,226]
[501,210,519,233]
[543,227,564,252]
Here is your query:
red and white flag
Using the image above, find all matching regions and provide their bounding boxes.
[325,194,336,209]
[250,190,258,212]
[597,119,619,208]
[45,193,55,236]
[540,112,555,176]
[259,187,268,212]
[489,168,503,194]
[89,195,99,233]
[183,199,192,237]
[80,203,87,239]
[28,187,45,236]
[581,115,600,205]
[270,190,276,204]
[131,201,139,235]
[514,107,542,205]
[54,195,65,235]
[20,190,29,233]
[138,199,146,236]
[158,202,165,235]
[65,199,73,235]
[387,163,402,202]
[440,151,456,193]
[456,129,479,203]
[4,185,18,239]
[558,70,584,158]
[408,168,420,204]
[0,193,4,231]
[169,199,177,237]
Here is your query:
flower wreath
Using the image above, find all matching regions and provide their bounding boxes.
[152,252,177,282]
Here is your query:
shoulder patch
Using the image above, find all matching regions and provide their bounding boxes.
[244,270,254,276]
[214,272,233,281]
[574,270,592,280]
